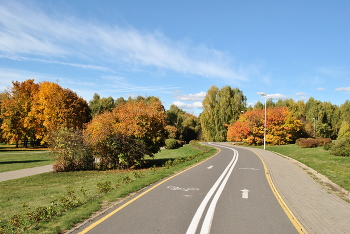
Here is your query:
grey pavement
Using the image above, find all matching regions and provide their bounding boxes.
[226,143,350,234]
[0,164,53,182]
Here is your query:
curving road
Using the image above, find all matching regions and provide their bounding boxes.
[71,143,300,234]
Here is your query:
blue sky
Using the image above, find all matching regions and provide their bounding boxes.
[1,0,349,116]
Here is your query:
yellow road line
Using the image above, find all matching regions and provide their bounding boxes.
[249,149,308,234]
[78,147,221,234]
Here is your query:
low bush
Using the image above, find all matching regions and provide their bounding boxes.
[49,128,94,172]
[296,138,332,148]
[325,138,350,157]
[165,139,178,149]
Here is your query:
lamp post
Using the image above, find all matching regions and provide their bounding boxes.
[260,93,267,150]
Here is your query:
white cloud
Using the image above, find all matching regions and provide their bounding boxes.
[335,87,350,91]
[100,75,179,93]
[256,92,288,99]
[0,54,111,72]
[172,101,203,109]
[266,93,288,99]
[317,87,325,91]
[0,1,248,81]
[0,68,58,88]
[296,92,307,96]
[174,91,206,101]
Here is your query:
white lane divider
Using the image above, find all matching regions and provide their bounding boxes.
[186,143,239,234]
[207,165,213,169]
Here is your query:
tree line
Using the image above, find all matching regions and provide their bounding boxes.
[2,80,350,170]
[200,85,350,145]
[0,80,201,171]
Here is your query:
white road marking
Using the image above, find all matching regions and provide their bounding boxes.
[241,189,250,199]
[186,143,239,234]
[207,165,214,169]
[239,167,259,170]
[167,186,199,192]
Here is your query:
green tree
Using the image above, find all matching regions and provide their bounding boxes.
[165,104,200,142]
[253,101,264,110]
[200,85,246,141]
[338,120,350,139]
[89,93,116,117]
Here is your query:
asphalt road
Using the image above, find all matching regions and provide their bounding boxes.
[72,143,299,234]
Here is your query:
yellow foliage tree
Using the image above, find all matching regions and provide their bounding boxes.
[28,81,91,144]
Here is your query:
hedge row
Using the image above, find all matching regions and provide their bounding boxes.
[296,138,332,148]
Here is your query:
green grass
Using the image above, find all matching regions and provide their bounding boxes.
[0,150,54,173]
[255,144,350,192]
[0,143,216,234]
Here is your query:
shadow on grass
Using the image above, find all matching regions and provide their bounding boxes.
[0,160,48,165]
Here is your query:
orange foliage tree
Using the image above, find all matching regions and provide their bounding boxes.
[84,97,166,169]
[0,80,39,147]
[227,107,301,145]
[28,81,91,144]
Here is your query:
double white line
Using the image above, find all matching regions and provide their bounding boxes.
[186,143,239,234]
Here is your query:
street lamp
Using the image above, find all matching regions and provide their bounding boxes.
[260,93,267,150]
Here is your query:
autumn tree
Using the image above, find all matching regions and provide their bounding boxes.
[113,97,166,155]
[0,80,39,147]
[200,85,246,141]
[84,97,166,169]
[28,81,91,144]
[227,107,301,145]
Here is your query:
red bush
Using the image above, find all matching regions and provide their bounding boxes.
[296,138,332,148]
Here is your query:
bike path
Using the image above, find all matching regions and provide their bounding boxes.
[0,164,53,182]
[70,143,298,234]
[225,143,350,234]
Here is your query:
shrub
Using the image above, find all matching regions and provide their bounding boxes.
[328,138,350,157]
[96,181,113,194]
[165,139,178,149]
[49,128,94,172]
[296,138,332,148]
[296,138,318,148]
[317,138,332,146]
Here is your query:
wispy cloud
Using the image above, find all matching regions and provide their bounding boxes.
[0,54,111,72]
[316,66,348,79]
[335,87,350,91]
[317,87,325,91]
[173,92,206,101]
[172,101,203,109]
[101,76,179,93]
[296,92,307,96]
[0,68,96,89]
[0,1,249,81]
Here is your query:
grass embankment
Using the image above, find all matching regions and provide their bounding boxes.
[0,143,216,234]
[259,144,350,192]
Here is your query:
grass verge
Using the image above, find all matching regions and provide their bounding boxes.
[0,143,216,234]
[0,151,53,173]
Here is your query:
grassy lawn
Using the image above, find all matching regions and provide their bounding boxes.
[0,149,53,173]
[0,143,216,234]
[256,144,350,192]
